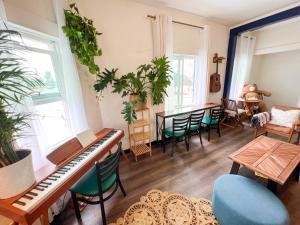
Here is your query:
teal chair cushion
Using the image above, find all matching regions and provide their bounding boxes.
[189,124,200,131]
[212,175,290,225]
[165,127,185,137]
[202,116,218,125]
[70,167,117,196]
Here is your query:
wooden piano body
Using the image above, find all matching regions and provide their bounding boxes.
[0,128,124,225]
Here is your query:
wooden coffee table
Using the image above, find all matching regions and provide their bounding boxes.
[229,135,300,194]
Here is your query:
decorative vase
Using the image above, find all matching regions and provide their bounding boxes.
[0,150,35,199]
[129,94,147,110]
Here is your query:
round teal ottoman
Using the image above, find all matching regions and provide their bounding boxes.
[212,175,290,225]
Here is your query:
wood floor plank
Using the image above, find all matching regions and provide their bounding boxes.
[53,127,300,225]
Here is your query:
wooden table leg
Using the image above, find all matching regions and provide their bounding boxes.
[230,162,240,174]
[267,180,277,194]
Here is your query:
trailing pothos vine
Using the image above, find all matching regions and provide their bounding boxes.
[63,3,102,74]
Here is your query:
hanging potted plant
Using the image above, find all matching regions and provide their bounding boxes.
[0,30,43,199]
[94,56,172,123]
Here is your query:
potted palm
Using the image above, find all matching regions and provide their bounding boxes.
[0,30,42,199]
[94,56,171,123]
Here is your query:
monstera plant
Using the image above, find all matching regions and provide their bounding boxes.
[94,56,172,123]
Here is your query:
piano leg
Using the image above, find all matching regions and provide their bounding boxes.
[41,211,49,225]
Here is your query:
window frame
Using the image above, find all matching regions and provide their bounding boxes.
[7,22,74,149]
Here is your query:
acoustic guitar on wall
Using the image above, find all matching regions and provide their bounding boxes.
[210,53,225,93]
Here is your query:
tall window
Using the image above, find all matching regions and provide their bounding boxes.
[168,54,197,109]
[14,32,72,149]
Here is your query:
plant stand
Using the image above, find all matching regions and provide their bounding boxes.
[128,108,152,161]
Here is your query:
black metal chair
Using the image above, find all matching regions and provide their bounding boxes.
[163,116,190,156]
[202,108,223,141]
[188,110,205,145]
[69,142,126,225]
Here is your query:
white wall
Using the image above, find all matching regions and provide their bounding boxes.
[250,50,300,109]
[74,0,229,148]
[253,17,300,55]
[4,0,58,36]
[248,17,300,109]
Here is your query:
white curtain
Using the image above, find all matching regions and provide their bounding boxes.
[194,25,210,106]
[151,15,173,113]
[229,34,256,100]
[152,14,173,58]
[53,0,88,134]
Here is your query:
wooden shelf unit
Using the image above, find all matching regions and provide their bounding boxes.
[128,108,152,161]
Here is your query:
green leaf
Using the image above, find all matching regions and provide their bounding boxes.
[121,101,137,124]
[62,4,102,75]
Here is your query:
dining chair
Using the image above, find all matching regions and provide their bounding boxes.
[188,110,205,145]
[69,142,126,225]
[202,108,223,141]
[163,116,190,156]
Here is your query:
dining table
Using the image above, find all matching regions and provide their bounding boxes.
[155,103,221,144]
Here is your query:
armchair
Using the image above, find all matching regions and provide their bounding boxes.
[254,105,300,144]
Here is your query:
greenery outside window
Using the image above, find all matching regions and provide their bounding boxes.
[11,25,72,149]
[168,54,197,109]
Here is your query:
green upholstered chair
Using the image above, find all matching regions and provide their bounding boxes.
[202,108,223,141]
[163,116,189,156]
[188,110,205,145]
[69,142,126,225]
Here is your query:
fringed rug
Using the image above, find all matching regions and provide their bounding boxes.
[109,190,219,225]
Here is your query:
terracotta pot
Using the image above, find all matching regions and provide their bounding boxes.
[0,150,35,199]
[129,94,147,110]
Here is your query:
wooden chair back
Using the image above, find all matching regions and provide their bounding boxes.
[189,111,205,129]
[172,117,190,136]
[222,98,238,112]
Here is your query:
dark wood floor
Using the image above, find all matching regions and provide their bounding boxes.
[54,127,300,225]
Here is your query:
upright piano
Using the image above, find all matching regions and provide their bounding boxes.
[0,128,124,225]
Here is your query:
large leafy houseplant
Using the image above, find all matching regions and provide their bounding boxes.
[0,30,42,167]
[62,3,102,75]
[94,56,172,123]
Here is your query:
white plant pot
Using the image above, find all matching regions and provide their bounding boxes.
[0,150,35,199]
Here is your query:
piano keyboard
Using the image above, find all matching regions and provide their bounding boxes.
[12,130,122,212]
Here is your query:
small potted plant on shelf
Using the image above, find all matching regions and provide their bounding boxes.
[0,30,42,199]
[93,56,171,124]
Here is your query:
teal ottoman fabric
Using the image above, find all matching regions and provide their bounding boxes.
[212,175,290,225]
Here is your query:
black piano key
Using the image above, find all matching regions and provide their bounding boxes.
[37,184,48,188]
[47,177,57,181]
[68,163,76,167]
[28,191,38,196]
[14,200,26,206]
[81,153,89,156]
[50,175,60,178]
[56,171,65,175]
[34,187,44,191]
[23,195,33,200]
[41,181,51,185]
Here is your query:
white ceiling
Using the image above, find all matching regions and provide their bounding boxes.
[132,0,300,26]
